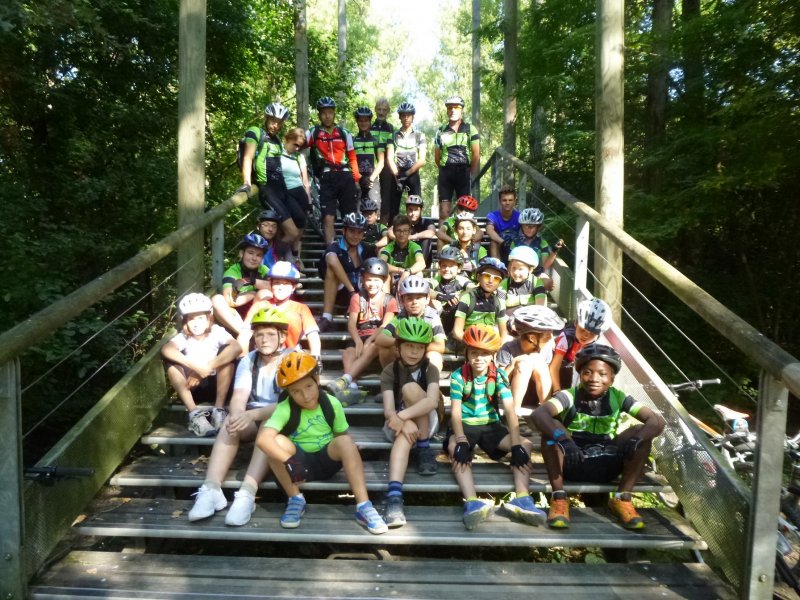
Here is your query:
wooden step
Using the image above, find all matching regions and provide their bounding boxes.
[73,499,706,550]
[110,453,670,495]
[30,551,732,599]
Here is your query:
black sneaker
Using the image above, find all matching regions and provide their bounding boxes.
[384,495,406,528]
[318,317,333,332]
[415,446,439,476]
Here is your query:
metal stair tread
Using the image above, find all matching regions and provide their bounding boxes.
[73,498,707,550]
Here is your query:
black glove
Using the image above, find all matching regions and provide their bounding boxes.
[510,444,530,468]
[621,437,643,460]
[557,437,584,468]
[284,456,310,483]
[453,440,472,465]
[436,291,455,303]
[237,183,251,195]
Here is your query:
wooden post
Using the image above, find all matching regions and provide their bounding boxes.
[177,0,206,297]
[743,372,788,599]
[211,217,225,290]
[294,0,309,130]
[574,216,590,312]
[503,0,518,160]
[594,0,624,323]
[0,360,25,600]
[519,172,527,208]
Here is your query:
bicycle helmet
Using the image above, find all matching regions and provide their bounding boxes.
[268,261,301,282]
[178,293,212,316]
[360,199,379,213]
[456,195,479,212]
[518,207,545,226]
[277,351,319,387]
[476,256,507,278]
[342,211,367,230]
[258,209,281,223]
[397,102,416,115]
[507,245,539,268]
[316,96,336,109]
[575,343,622,374]
[362,257,389,277]
[445,95,465,107]
[463,324,503,352]
[250,306,290,330]
[454,211,478,227]
[509,305,565,336]
[353,106,373,118]
[395,317,433,344]
[576,298,612,334]
[241,232,268,250]
[264,102,290,121]
[405,195,424,207]
[437,245,464,265]
[398,275,430,296]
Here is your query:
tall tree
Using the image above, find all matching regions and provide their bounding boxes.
[644,0,672,190]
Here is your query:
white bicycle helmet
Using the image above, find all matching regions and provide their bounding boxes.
[576,298,611,334]
[507,245,539,268]
[179,293,212,317]
[518,207,545,226]
[445,95,465,107]
[264,102,290,121]
[398,275,430,296]
[509,305,565,336]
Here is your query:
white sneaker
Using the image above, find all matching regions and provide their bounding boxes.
[210,407,229,431]
[187,408,216,437]
[188,485,226,521]
[224,490,256,526]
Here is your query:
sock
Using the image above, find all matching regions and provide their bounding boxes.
[240,482,258,496]
[356,500,371,510]
[340,374,353,385]
[552,490,567,500]
[202,480,221,491]
[415,438,430,449]
[515,491,530,498]
[323,312,332,321]
[290,493,305,503]
[387,481,403,498]
[615,492,631,501]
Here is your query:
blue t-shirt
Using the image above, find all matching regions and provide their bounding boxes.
[487,210,520,239]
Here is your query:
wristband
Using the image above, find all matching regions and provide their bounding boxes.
[552,428,566,440]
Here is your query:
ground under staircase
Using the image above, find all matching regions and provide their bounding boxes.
[28,225,733,599]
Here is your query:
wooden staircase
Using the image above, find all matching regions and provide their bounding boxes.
[28,226,733,599]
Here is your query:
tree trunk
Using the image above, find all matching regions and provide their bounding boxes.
[294,0,309,130]
[645,0,672,190]
[472,0,481,132]
[681,0,703,122]
[337,0,347,114]
[503,0,518,162]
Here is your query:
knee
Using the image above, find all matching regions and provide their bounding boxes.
[401,381,426,404]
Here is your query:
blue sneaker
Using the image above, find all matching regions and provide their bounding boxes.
[500,494,547,527]
[463,499,494,530]
[355,501,388,535]
[280,496,306,529]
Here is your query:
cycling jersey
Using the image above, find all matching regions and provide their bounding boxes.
[509,232,552,264]
[306,125,360,180]
[243,126,283,184]
[363,222,388,249]
[497,274,547,311]
[409,216,436,236]
[371,119,394,149]
[383,307,447,342]
[380,240,423,269]
[222,261,269,294]
[353,131,382,178]
[392,127,425,171]
[548,386,643,443]
[429,274,473,314]
[321,237,377,290]
[454,288,507,327]
[435,121,479,167]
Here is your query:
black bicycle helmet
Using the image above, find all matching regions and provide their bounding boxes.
[258,209,281,223]
[353,106,373,118]
[362,257,389,277]
[405,195,424,207]
[575,343,622,374]
[397,102,416,115]
[360,199,379,212]
[316,96,336,109]
[342,212,367,230]
[264,102,290,120]
[437,245,464,265]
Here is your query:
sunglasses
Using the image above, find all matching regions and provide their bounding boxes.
[480,272,503,284]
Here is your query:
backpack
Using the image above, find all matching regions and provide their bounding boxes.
[279,388,337,437]
[459,361,508,412]
[237,127,267,183]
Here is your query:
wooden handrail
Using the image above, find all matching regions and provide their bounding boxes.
[0,189,253,365]
[495,147,800,398]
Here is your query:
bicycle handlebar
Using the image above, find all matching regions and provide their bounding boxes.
[667,378,722,393]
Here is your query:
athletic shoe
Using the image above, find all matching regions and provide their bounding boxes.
[384,496,406,528]
[355,501,389,534]
[500,494,546,527]
[608,497,645,530]
[462,499,494,530]
[210,407,229,432]
[224,490,256,526]
[337,388,367,407]
[318,317,333,333]
[187,408,216,437]
[280,496,306,529]
[547,497,570,529]
[326,376,350,395]
[188,485,226,521]
[415,447,439,476]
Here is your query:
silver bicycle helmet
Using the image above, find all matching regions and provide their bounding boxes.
[178,293,213,316]
[405,195,424,207]
[398,275,430,296]
[509,305,565,336]
[518,207,545,226]
[507,245,539,268]
[362,257,389,277]
[437,245,465,265]
[445,95,465,107]
[576,298,611,334]
[264,102,290,121]
[360,199,379,212]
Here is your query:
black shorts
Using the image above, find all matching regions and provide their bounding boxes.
[268,187,308,230]
[319,171,357,218]
[437,165,471,204]
[293,444,343,482]
[562,439,624,483]
[444,421,509,461]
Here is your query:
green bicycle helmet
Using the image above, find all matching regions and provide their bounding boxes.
[395,317,433,344]
[251,306,290,330]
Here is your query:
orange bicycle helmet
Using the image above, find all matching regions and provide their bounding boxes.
[463,324,503,352]
[277,352,318,387]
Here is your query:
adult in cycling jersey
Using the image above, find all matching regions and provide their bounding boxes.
[353,106,385,210]
[306,97,361,245]
[385,101,426,225]
[371,98,395,225]
[434,96,480,220]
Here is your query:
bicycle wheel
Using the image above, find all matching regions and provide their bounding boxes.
[776,522,800,597]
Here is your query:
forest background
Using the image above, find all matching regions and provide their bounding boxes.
[0,0,798,456]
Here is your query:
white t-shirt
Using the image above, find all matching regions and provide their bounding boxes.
[170,325,233,368]
[233,350,283,408]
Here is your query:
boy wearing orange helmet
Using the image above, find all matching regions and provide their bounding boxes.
[446,324,546,530]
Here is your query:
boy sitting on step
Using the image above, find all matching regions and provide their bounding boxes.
[360,199,389,254]
[257,352,388,534]
[187,307,289,526]
[381,317,442,528]
[446,324,545,530]
[428,245,474,335]
[447,212,486,280]
[380,214,426,292]
[452,257,509,344]
[497,245,547,315]
[532,343,665,530]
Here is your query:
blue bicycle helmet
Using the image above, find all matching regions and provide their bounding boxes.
[397,102,416,115]
[241,232,268,250]
[316,96,336,109]
[476,256,507,278]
